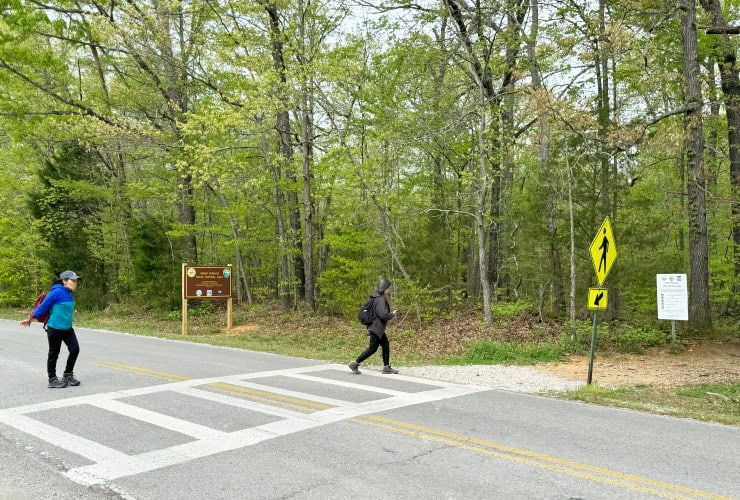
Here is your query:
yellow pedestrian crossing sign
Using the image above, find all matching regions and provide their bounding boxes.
[588,288,608,310]
[589,216,617,286]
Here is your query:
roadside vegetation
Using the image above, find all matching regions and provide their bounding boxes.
[4,301,737,426]
[562,383,740,427]
[2,0,739,431]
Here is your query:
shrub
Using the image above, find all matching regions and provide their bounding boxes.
[616,325,665,354]
[492,300,535,321]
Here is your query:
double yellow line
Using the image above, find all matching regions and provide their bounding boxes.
[356,415,733,499]
[93,360,735,500]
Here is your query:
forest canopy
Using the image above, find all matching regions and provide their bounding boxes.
[0,0,736,331]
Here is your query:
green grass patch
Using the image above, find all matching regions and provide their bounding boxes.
[559,382,740,426]
[460,339,565,365]
[676,382,740,401]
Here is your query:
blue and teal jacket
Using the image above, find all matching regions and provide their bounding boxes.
[33,284,75,330]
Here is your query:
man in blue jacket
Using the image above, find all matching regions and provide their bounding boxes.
[20,270,82,388]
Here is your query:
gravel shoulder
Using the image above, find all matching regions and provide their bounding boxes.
[391,338,740,393]
[378,365,586,393]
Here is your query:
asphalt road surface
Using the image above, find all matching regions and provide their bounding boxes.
[0,319,738,500]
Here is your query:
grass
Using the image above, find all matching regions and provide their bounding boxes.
[453,339,566,365]
[2,301,738,426]
[560,382,740,426]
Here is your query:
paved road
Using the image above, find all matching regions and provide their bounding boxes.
[0,319,738,499]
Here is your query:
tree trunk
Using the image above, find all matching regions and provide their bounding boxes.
[207,179,253,306]
[485,1,526,301]
[679,120,687,253]
[443,0,496,321]
[298,0,315,311]
[567,149,577,331]
[699,0,740,317]
[258,118,291,310]
[153,0,197,264]
[477,87,493,324]
[487,119,502,300]
[597,0,611,220]
[527,0,564,314]
[265,2,303,308]
[680,0,712,329]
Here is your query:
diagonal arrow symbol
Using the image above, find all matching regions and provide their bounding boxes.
[594,292,604,306]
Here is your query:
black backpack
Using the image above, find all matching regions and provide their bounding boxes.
[358,296,376,326]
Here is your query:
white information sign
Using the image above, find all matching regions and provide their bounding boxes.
[656,274,688,321]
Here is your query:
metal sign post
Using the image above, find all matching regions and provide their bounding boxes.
[586,288,607,385]
[587,310,599,385]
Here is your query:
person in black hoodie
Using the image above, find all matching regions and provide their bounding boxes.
[348,278,399,374]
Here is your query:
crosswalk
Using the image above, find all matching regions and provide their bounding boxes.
[0,364,487,487]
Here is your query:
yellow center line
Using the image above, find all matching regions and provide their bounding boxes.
[93,360,190,382]
[92,360,735,500]
[356,417,688,499]
[355,416,733,500]
[204,387,318,413]
[204,383,331,413]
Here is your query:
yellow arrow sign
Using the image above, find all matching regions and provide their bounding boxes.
[588,288,608,310]
[589,216,617,286]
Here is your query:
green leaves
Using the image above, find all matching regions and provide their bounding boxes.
[0,0,733,328]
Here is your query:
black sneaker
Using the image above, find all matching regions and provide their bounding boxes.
[348,361,361,374]
[382,365,399,374]
[48,377,68,389]
[63,373,80,386]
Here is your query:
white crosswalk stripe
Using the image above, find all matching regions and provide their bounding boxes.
[0,364,487,487]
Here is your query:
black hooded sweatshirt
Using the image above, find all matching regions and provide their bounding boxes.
[368,290,394,338]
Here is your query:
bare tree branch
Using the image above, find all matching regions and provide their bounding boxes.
[704,26,740,34]
[0,58,118,127]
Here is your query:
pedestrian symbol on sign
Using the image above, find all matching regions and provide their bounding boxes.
[589,217,617,286]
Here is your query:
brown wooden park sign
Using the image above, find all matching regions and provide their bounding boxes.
[181,264,233,335]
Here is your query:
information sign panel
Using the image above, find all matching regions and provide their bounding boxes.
[656,274,688,321]
[184,266,232,299]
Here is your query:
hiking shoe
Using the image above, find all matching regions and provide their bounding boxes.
[48,377,68,389]
[63,373,80,386]
[382,365,399,374]
[348,361,361,374]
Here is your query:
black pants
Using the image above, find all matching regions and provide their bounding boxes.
[356,332,390,366]
[46,327,80,379]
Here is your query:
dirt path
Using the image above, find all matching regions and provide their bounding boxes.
[535,338,740,387]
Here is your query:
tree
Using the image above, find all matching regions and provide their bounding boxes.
[680,0,712,329]
[526,0,565,314]
[29,143,108,307]
[700,0,740,317]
